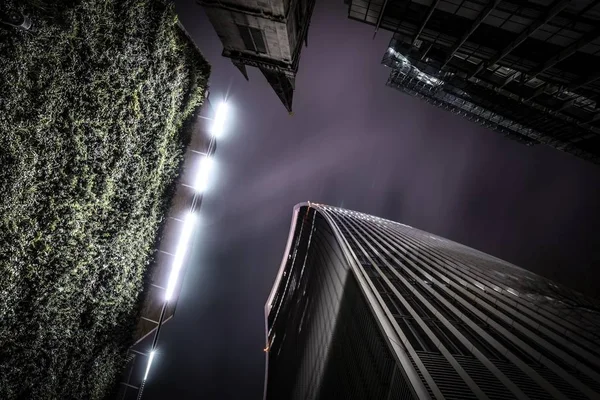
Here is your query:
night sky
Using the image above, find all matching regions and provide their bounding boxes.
[146,1,600,398]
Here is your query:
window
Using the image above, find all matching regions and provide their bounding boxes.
[237,25,267,54]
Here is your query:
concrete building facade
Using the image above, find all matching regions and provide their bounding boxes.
[199,0,316,112]
[264,202,600,399]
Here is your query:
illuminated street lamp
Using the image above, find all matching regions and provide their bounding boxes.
[211,101,228,137]
[143,351,156,381]
[194,156,214,193]
[165,212,197,301]
[133,98,230,399]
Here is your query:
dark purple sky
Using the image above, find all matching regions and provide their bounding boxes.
[146,1,600,398]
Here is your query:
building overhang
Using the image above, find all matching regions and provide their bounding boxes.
[222,49,295,73]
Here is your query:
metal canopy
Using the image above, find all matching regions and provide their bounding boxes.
[526,27,600,82]
[347,0,600,164]
[441,0,502,69]
[469,0,571,79]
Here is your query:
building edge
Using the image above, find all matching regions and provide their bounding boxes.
[263,202,430,400]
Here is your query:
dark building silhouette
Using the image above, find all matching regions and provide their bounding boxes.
[199,0,316,113]
[345,0,600,164]
[264,203,600,399]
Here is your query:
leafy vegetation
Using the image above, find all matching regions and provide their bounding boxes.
[0,1,209,398]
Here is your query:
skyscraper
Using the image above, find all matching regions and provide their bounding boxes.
[344,0,600,164]
[264,202,600,399]
[199,0,316,113]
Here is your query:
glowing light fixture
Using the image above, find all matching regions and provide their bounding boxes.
[211,101,228,137]
[144,351,156,381]
[194,156,214,193]
[165,212,196,301]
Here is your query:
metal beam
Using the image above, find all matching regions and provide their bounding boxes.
[570,132,597,142]
[413,0,441,44]
[373,0,390,39]
[528,83,560,101]
[420,43,434,61]
[557,98,575,112]
[573,0,600,20]
[442,0,501,69]
[568,70,600,92]
[527,27,600,81]
[470,0,571,79]
[500,70,521,89]
[119,382,140,390]
[141,317,160,325]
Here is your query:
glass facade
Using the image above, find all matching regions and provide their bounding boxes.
[346,0,600,164]
[264,202,600,399]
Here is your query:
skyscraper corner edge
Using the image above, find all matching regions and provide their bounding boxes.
[262,203,430,400]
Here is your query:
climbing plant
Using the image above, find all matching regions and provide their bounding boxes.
[0,0,209,398]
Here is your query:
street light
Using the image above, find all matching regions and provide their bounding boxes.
[194,156,214,193]
[132,97,231,400]
[165,212,196,301]
[143,351,156,381]
[211,101,228,137]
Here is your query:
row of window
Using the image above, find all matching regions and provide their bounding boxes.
[381,224,600,374]
[237,25,267,54]
[236,2,306,56]
[318,208,600,399]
